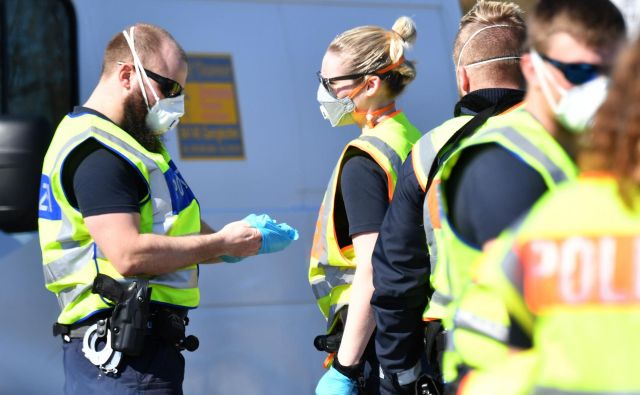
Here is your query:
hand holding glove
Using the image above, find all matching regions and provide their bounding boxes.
[243,213,299,254]
[222,213,299,263]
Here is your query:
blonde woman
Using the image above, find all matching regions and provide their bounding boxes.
[308,17,421,395]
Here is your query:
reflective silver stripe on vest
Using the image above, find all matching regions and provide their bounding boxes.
[56,271,198,310]
[501,244,524,294]
[311,265,356,328]
[358,135,403,179]
[533,387,640,395]
[415,136,439,180]
[415,137,441,277]
[453,309,508,344]
[310,277,332,301]
[311,265,356,300]
[478,127,572,184]
[152,269,199,289]
[430,290,453,307]
[499,215,527,293]
[58,283,92,309]
[43,245,96,285]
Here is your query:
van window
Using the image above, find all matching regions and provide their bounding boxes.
[1,0,77,126]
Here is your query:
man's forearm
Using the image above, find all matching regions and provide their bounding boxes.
[117,231,227,276]
[85,213,260,277]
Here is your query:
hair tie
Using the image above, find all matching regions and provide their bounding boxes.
[391,29,405,43]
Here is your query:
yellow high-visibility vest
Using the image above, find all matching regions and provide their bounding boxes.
[39,112,200,324]
[309,112,420,330]
[477,175,640,395]
[424,108,577,321]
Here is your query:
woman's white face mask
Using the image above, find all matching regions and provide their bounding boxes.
[316,83,357,127]
[122,27,185,135]
[530,50,609,134]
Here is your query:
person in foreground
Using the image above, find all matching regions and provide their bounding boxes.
[452,36,640,395]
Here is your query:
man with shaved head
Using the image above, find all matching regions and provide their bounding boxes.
[370,2,526,393]
[38,23,262,393]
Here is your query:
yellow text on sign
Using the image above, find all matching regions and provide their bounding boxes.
[182,82,238,125]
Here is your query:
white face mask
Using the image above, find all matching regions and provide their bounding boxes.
[530,50,609,133]
[316,83,356,127]
[122,27,185,135]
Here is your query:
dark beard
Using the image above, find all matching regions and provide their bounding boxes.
[121,92,163,153]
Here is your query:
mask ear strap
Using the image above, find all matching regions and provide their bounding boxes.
[530,49,566,113]
[347,78,369,100]
[457,25,511,71]
[122,26,160,109]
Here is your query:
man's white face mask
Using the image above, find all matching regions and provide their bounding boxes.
[122,27,185,136]
[530,49,609,133]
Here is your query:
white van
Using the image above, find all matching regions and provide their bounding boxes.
[0,0,461,393]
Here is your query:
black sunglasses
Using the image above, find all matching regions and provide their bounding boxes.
[144,68,184,98]
[316,71,368,95]
[538,52,605,85]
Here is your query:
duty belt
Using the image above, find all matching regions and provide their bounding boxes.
[52,274,198,374]
[52,306,189,341]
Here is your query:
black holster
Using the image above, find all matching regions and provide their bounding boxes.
[314,307,348,353]
[92,273,152,356]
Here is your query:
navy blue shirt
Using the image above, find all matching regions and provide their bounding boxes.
[61,107,147,217]
[370,89,539,372]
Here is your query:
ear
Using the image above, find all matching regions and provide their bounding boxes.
[117,63,135,91]
[364,75,382,97]
[520,53,538,89]
[457,66,470,95]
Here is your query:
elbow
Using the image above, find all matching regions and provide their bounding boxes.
[109,252,144,277]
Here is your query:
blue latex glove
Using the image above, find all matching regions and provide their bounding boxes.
[243,213,299,255]
[221,214,299,262]
[315,366,358,395]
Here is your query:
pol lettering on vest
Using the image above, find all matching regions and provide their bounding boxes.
[520,235,640,310]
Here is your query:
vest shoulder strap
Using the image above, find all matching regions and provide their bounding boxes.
[425,91,524,192]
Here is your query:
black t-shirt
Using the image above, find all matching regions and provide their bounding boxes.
[61,107,148,217]
[446,143,548,248]
[334,150,389,247]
